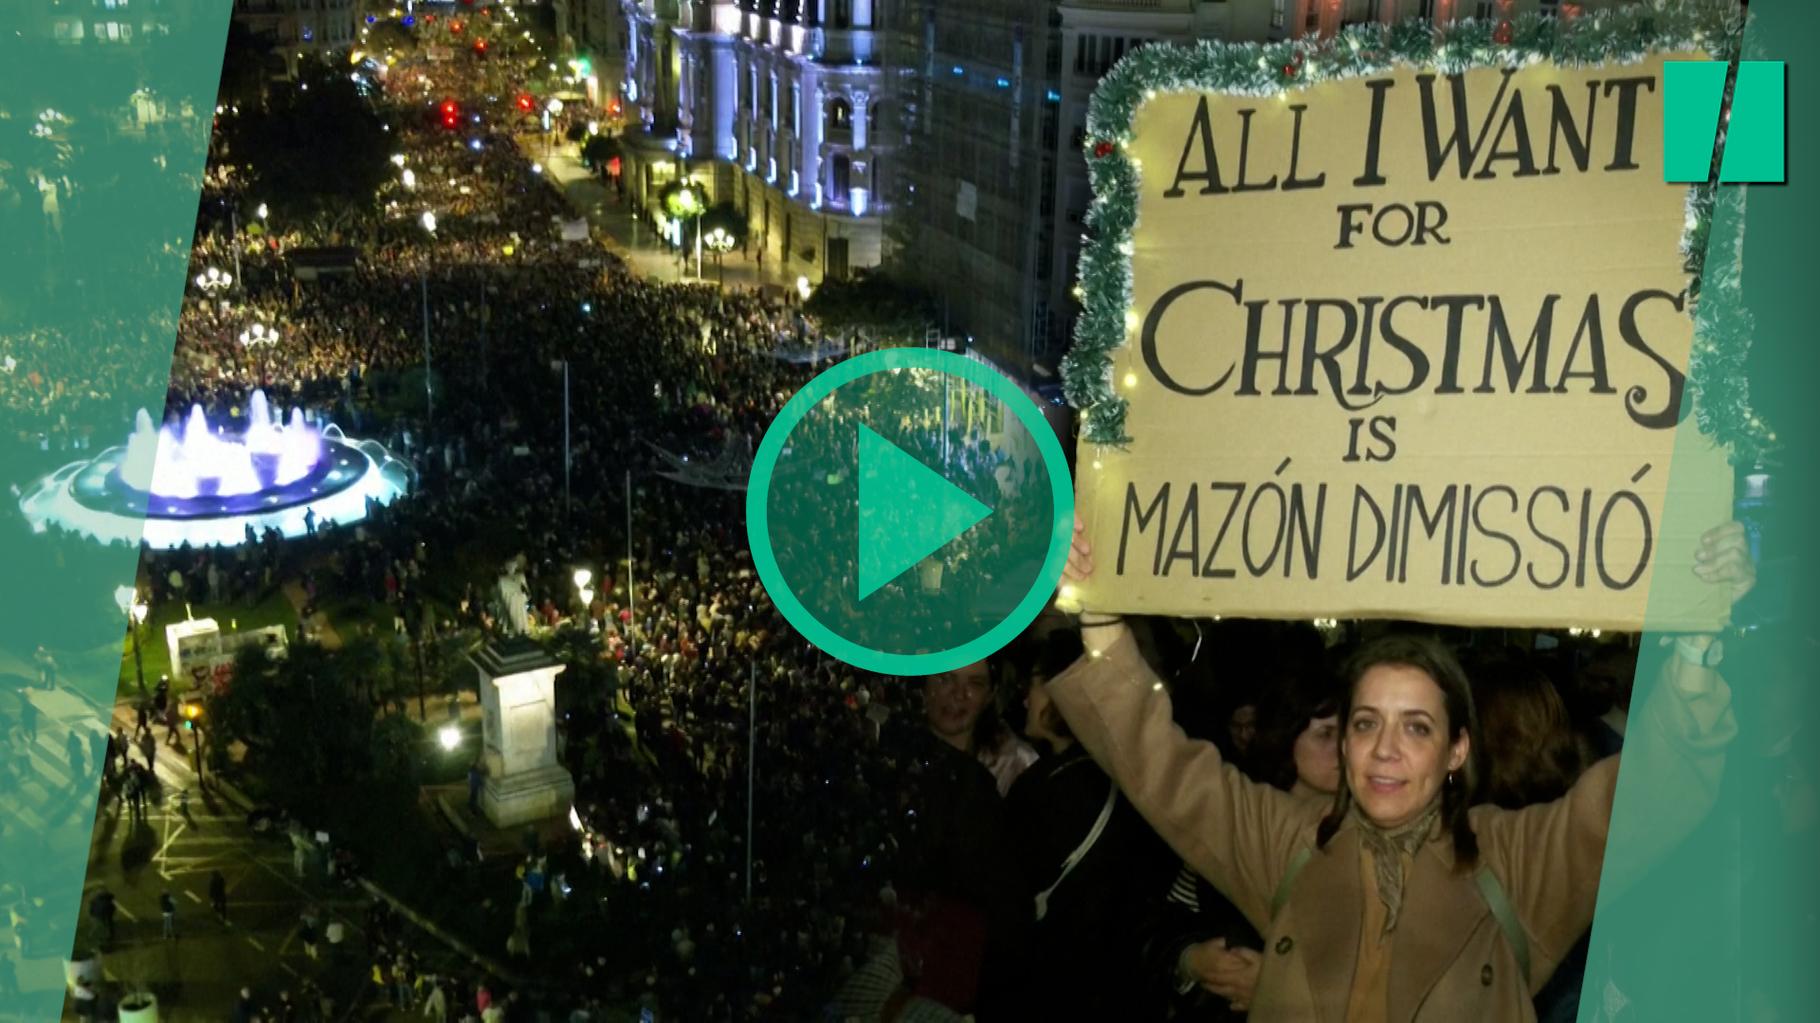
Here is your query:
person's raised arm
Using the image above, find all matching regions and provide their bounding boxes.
[1476,522,1747,977]
[1045,517,1308,928]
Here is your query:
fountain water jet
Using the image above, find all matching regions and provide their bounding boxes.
[18,388,412,549]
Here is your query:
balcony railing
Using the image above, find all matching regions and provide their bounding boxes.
[815,27,877,64]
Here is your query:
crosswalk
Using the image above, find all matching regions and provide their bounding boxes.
[0,688,111,839]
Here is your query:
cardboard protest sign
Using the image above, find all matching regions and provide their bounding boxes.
[1076,52,1733,631]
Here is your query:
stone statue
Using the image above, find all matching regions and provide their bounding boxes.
[496,555,530,636]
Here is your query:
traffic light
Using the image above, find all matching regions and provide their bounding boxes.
[440,99,459,129]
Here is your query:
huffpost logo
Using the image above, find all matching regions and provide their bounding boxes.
[1664,60,1786,183]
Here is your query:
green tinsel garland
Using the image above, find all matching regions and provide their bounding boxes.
[1064,0,1776,465]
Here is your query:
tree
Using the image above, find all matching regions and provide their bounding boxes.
[212,643,376,820]
[365,19,416,58]
[216,19,274,110]
[222,60,390,239]
[581,135,623,182]
[700,202,748,250]
[805,270,938,342]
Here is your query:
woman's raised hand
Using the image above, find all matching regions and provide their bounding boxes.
[1062,514,1095,588]
[1059,515,1129,654]
[1694,520,1756,607]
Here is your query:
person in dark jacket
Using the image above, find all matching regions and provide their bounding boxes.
[1138,629,1341,1019]
[1004,630,1173,1021]
[833,661,1024,1021]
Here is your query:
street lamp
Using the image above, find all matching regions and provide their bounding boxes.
[114,585,148,695]
[545,97,564,157]
[402,168,417,190]
[704,227,734,286]
[239,322,280,347]
[665,183,706,281]
[193,266,233,292]
[255,202,268,221]
[419,211,437,436]
[438,725,462,751]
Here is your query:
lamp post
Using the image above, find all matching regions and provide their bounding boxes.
[704,227,733,287]
[665,183,705,281]
[229,204,243,287]
[546,97,564,157]
[114,585,148,696]
[420,210,437,439]
[573,568,593,629]
[238,322,280,348]
[193,266,233,293]
[553,358,572,518]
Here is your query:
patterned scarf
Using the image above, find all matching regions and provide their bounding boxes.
[1354,800,1441,936]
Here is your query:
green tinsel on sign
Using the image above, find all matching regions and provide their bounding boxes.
[1064,0,1775,464]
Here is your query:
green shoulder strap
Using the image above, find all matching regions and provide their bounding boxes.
[1474,866,1531,987]
[1269,846,1315,922]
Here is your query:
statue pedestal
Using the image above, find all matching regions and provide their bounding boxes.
[482,764,576,828]
[471,638,575,828]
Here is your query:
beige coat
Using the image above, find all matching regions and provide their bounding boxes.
[1048,632,1735,1022]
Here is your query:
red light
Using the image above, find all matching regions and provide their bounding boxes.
[607,99,621,116]
[607,156,622,177]
[423,12,435,22]
[451,21,463,33]
[474,39,487,53]
[516,94,534,112]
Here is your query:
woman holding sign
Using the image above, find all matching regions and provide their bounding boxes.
[1049,517,1750,1021]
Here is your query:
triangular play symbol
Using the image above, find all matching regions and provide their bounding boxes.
[856,424,993,601]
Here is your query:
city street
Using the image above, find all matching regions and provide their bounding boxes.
[69,702,462,1021]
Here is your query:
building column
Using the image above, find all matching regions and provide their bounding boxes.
[711,41,737,160]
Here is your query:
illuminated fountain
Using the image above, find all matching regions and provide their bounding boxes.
[20,389,413,548]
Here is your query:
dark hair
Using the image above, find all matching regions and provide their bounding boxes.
[1468,652,1586,810]
[1026,630,1084,743]
[1316,634,1482,871]
[1249,651,1341,792]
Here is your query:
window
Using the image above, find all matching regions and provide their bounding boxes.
[1272,0,1286,30]
[788,83,799,134]
[833,0,850,29]
[1074,35,1086,75]
[829,97,852,130]
[832,154,851,198]
[1475,0,1496,17]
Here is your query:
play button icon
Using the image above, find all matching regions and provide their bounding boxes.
[857,424,993,601]
[748,348,1074,675]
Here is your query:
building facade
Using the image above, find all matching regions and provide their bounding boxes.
[231,0,358,77]
[885,0,1055,370]
[902,0,1619,373]
[619,0,888,282]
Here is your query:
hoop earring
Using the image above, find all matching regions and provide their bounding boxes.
[1446,771,1456,789]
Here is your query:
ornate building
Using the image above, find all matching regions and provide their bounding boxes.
[620,0,887,280]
